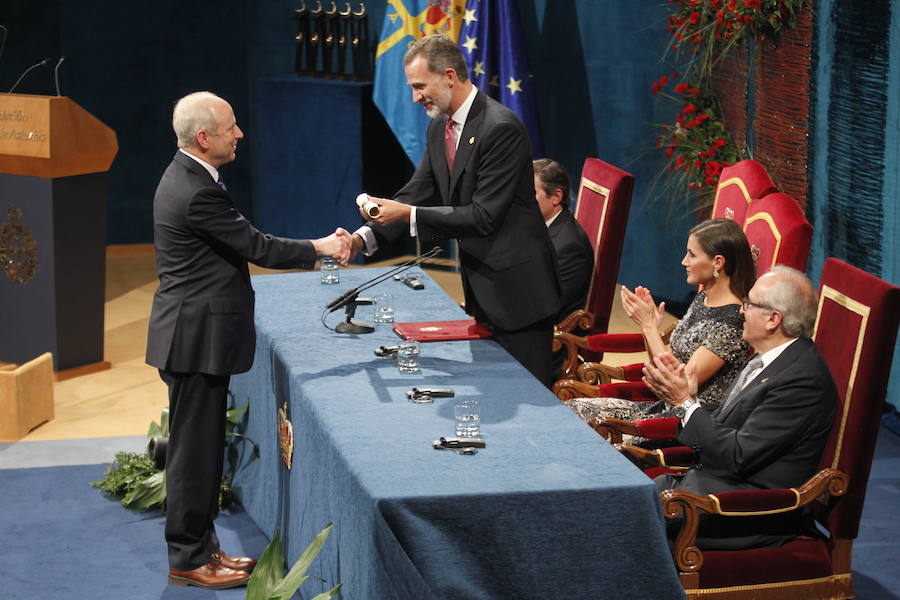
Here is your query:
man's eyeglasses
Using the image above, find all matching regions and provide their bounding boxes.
[742,297,775,312]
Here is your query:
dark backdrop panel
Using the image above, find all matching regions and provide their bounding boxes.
[1,0,251,243]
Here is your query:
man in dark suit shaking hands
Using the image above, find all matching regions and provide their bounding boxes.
[146,91,351,589]
[351,35,561,386]
[643,266,837,550]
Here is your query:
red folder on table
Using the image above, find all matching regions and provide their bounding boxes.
[392,319,493,342]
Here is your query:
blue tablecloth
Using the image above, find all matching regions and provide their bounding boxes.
[226,268,685,600]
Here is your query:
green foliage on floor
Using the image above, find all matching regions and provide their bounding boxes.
[247,524,341,600]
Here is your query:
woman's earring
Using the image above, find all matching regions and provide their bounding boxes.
[713,268,719,279]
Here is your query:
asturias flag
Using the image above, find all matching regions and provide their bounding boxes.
[373,1,467,166]
[373,0,544,165]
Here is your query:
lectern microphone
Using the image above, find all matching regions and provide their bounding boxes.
[54,56,65,97]
[8,57,51,94]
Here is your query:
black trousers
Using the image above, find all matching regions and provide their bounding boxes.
[490,316,556,388]
[159,369,230,571]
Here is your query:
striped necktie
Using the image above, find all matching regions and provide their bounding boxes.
[720,354,763,413]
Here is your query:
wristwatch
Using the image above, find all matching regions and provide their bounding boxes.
[673,397,699,419]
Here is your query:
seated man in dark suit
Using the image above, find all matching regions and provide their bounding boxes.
[642,266,837,550]
[533,159,594,321]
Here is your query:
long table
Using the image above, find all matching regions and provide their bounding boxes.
[226,268,684,600]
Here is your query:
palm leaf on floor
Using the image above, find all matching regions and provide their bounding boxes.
[247,523,341,600]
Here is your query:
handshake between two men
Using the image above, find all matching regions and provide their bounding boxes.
[312,194,416,267]
[312,227,355,266]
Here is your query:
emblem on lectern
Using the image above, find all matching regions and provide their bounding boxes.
[0,205,38,284]
[278,402,295,470]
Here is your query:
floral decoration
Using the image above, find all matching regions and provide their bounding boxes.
[653,0,805,207]
[654,78,741,204]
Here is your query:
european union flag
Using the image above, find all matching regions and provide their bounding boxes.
[459,0,544,156]
[373,1,467,165]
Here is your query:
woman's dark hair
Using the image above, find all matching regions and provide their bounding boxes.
[689,218,756,299]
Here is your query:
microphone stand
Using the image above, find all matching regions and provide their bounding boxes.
[327,247,442,334]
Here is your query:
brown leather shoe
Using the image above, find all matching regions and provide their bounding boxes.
[212,550,258,572]
[168,560,250,589]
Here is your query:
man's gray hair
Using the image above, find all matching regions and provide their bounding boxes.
[403,34,469,82]
[172,91,221,149]
[761,265,818,338]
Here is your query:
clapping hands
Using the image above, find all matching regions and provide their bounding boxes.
[620,285,666,331]
[313,227,353,265]
[642,352,697,407]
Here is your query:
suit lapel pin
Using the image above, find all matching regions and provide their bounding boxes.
[468,136,475,144]
[760,378,768,383]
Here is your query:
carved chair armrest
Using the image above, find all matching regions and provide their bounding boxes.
[575,361,624,385]
[616,442,697,470]
[556,309,595,334]
[615,443,668,469]
[659,468,849,574]
[582,322,678,353]
[551,378,599,401]
[552,331,595,380]
[589,417,640,443]
[592,416,682,444]
[577,362,646,385]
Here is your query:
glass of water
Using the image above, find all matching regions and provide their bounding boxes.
[320,257,340,284]
[397,341,420,373]
[455,399,481,437]
[373,293,395,323]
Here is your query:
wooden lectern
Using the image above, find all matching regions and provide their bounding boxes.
[0,94,118,377]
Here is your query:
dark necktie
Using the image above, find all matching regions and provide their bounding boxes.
[444,117,457,172]
[720,354,763,413]
[217,178,227,192]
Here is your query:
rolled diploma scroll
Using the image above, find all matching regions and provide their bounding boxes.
[356,193,381,218]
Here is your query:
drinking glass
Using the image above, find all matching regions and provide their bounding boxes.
[397,341,420,373]
[320,258,340,284]
[455,399,481,437]
[373,293,395,323]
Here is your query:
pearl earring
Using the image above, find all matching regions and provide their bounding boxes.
[713,269,719,279]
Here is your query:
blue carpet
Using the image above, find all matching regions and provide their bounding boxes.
[1,430,898,599]
[0,463,268,599]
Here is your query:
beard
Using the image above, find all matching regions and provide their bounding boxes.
[424,86,452,119]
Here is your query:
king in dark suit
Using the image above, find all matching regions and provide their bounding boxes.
[644,266,837,550]
[146,91,351,589]
[351,35,561,386]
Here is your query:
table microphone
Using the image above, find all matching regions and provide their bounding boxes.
[8,57,51,94]
[325,246,442,313]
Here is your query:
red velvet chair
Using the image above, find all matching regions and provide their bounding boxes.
[556,158,634,339]
[743,191,812,277]
[711,159,776,224]
[597,258,900,599]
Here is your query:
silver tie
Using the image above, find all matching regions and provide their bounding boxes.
[720,354,763,413]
